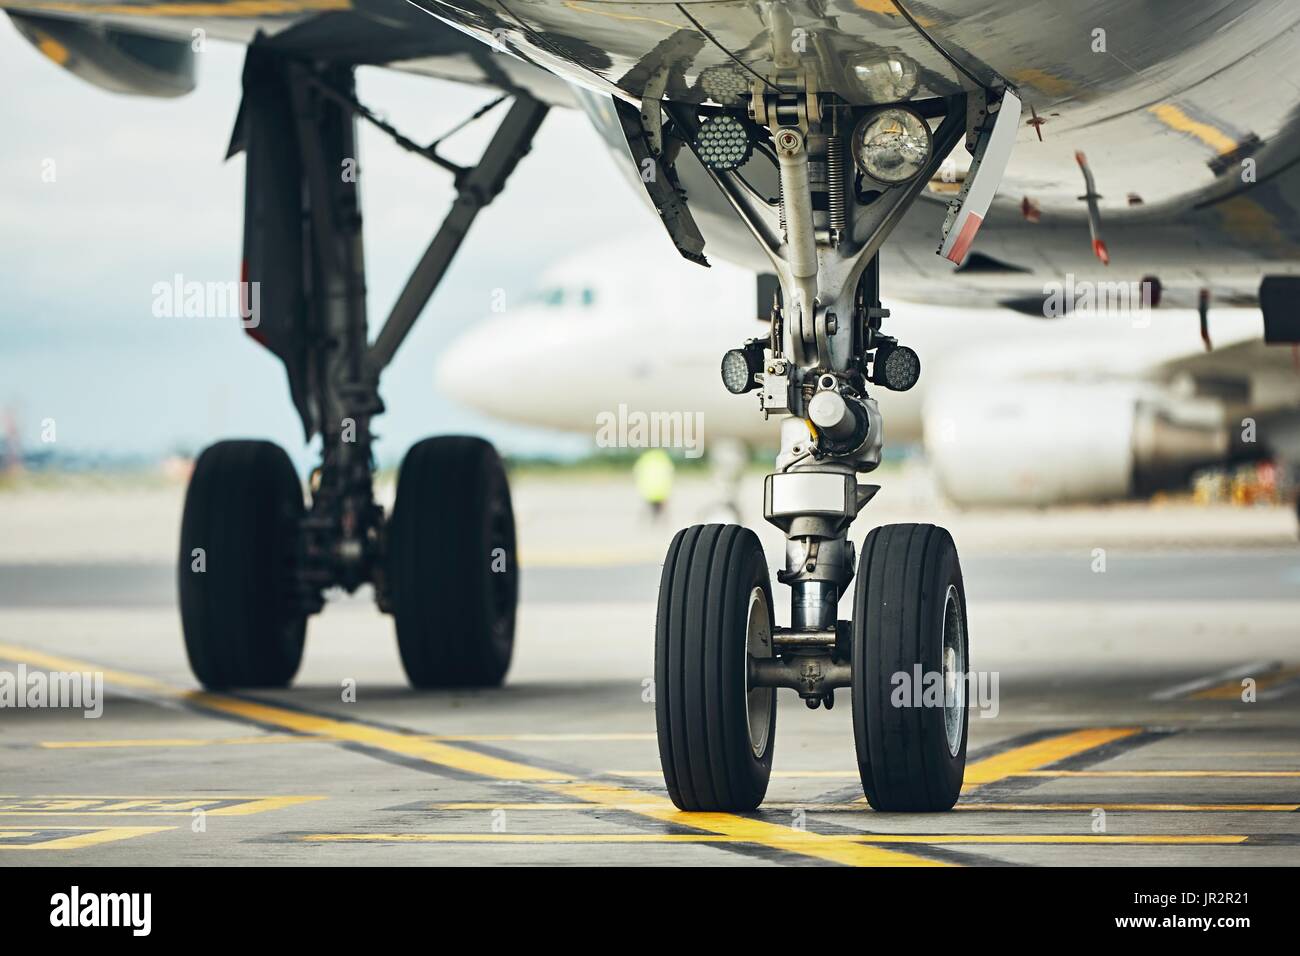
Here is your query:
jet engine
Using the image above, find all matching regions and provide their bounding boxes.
[922,381,1234,506]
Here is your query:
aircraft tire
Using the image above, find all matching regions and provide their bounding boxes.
[178,440,307,689]
[852,523,968,811]
[655,524,775,811]
[387,436,517,688]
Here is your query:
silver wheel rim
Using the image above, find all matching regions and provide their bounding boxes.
[941,584,966,758]
[743,587,773,759]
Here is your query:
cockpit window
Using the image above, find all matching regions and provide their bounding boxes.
[529,285,596,308]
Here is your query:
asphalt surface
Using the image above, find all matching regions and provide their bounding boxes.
[1,536,1298,866]
[4,548,1300,607]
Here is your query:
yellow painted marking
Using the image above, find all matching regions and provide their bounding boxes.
[0,0,348,17]
[0,643,173,693]
[431,733,657,743]
[9,642,1204,865]
[186,692,570,782]
[850,834,1246,846]
[0,794,323,816]
[182,689,940,866]
[607,770,859,779]
[1148,103,1239,155]
[956,803,1297,813]
[187,698,939,865]
[433,802,662,811]
[41,734,329,749]
[0,826,173,850]
[1018,770,1300,779]
[963,728,1140,786]
[1192,666,1300,701]
[617,728,1145,786]
[300,832,1245,846]
[40,731,654,749]
[428,800,1299,813]
[205,795,325,816]
[306,833,735,844]
[548,781,944,866]
[182,694,937,865]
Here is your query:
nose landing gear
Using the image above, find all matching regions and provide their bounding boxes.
[649,79,1009,811]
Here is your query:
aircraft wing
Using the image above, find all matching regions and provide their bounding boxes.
[0,0,578,104]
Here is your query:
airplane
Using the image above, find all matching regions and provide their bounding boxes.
[436,238,1299,509]
[7,0,1300,814]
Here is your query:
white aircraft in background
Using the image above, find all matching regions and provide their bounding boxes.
[438,240,1300,508]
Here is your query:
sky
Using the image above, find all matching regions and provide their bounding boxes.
[0,20,667,468]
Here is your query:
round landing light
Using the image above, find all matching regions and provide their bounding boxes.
[721,348,757,394]
[873,343,921,392]
[851,108,932,184]
[696,115,753,171]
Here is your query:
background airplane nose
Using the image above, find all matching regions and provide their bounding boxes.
[433,330,478,401]
[434,319,523,422]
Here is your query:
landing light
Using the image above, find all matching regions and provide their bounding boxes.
[872,343,921,392]
[696,115,753,171]
[851,108,931,185]
[721,347,761,394]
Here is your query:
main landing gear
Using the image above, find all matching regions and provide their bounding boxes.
[177,47,543,690]
[646,76,1012,811]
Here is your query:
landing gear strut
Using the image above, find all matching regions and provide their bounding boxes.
[650,76,1012,810]
[177,47,545,690]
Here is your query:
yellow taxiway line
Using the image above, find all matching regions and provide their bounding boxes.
[426,801,1299,813]
[38,731,657,749]
[1192,666,1300,701]
[0,826,174,850]
[0,642,1258,863]
[1018,770,1300,778]
[963,728,1141,785]
[0,643,940,866]
[0,795,323,816]
[298,832,1247,846]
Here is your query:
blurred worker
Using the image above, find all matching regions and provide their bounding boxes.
[633,448,674,521]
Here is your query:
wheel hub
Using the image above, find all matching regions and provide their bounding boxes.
[941,584,966,758]
[744,587,774,759]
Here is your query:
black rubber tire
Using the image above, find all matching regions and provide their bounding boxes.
[178,440,306,690]
[655,524,775,811]
[387,436,517,688]
[852,523,968,811]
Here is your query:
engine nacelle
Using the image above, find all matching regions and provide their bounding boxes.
[8,13,196,98]
[922,382,1231,507]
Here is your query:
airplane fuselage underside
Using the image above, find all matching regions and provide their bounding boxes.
[8,0,1300,289]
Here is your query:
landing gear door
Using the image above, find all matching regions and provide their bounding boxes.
[937,90,1021,264]
[227,46,315,440]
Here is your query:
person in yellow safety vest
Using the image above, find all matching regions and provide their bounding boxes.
[633,448,674,521]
